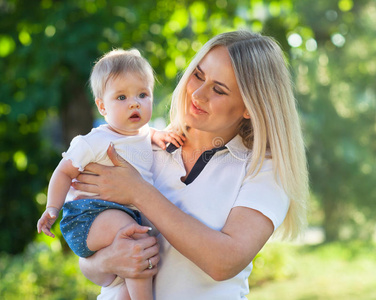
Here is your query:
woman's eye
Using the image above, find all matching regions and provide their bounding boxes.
[139,93,147,98]
[117,95,126,100]
[214,88,227,95]
[194,72,204,81]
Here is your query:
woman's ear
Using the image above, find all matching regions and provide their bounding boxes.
[243,110,251,119]
[95,98,106,116]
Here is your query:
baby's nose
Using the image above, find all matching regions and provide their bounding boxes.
[129,101,140,109]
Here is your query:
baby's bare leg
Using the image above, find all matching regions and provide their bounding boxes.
[86,210,153,300]
[116,282,130,300]
[86,209,136,252]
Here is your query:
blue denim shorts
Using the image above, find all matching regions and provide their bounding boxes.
[60,199,142,258]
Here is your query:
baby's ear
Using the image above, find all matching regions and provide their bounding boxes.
[95,98,106,116]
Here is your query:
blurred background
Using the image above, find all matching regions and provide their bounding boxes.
[0,0,375,299]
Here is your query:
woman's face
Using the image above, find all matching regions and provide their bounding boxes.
[185,46,250,141]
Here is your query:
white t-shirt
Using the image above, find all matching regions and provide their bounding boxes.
[99,134,289,299]
[63,124,153,210]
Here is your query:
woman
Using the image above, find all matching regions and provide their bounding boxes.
[75,30,308,299]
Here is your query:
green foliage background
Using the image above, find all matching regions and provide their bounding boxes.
[0,0,375,297]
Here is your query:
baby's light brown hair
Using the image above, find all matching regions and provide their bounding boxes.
[90,49,154,100]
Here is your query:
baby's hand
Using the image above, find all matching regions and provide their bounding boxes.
[151,130,185,150]
[37,207,60,238]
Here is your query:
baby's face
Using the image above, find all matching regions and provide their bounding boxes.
[96,72,153,135]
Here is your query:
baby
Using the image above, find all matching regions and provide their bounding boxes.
[37,49,183,300]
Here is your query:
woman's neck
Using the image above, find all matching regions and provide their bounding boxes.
[180,129,236,181]
[183,128,236,152]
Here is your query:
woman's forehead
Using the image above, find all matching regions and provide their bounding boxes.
[198,46,237,86]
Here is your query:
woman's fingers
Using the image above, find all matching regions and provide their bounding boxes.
[109,224,160,277]
[118,223,160,263]
[118,223,152,238]
[73,145,142,203]
[75,172,99,185]
[82,162,105,175]
[139,243,159,274]
[71,181,99,195]
[107,142,129,167]
[72,167,102,196]
[118,224,159,255]
[142,262,158,276]
[143,246,160,269]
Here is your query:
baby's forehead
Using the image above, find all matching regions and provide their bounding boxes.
[105,70,154,90]
[116,69,153,83]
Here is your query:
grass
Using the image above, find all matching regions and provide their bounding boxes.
[1,239,375,299]
[247,241,376,300]
[0,241,101,299]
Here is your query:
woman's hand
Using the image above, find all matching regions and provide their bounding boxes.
[80,223,160,286]
[72,143,147,205]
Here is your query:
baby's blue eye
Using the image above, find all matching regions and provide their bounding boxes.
[139,93,147,98]
[117,95,126,100]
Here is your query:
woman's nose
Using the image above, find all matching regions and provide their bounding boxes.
[192,85,208,102]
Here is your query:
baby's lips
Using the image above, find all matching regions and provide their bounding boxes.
[130,111,141,118]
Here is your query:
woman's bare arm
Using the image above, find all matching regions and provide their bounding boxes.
[133,184,273,280]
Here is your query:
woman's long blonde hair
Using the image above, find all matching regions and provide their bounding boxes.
[170,30,308,239]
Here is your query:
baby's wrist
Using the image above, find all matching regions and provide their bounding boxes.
[46,205,61,211]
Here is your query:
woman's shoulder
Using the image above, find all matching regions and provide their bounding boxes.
[238,158,289,231]
[258,158,274,172]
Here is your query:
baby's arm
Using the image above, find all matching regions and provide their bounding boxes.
[150,127,185,150]
[37,159,80,238]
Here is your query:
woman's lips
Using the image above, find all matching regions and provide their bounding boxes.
[191,101,207,114]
